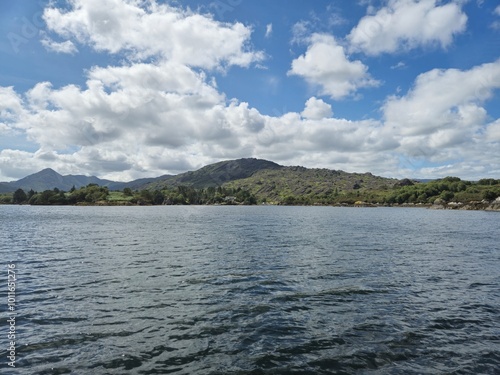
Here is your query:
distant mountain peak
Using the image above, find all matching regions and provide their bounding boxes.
[38,168,60,175]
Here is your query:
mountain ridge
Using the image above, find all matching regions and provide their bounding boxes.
[3,158,499,209]
[143,158,283,190]
[1,158,396,193]
[1,168,116,192]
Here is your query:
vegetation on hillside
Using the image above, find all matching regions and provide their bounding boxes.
[223,166,397,205]
[1,158,498,209]
[144,158,282,190]
[384,178,500,205]
[223,174,500,206]
[3,184,258,206]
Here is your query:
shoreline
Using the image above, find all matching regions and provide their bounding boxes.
[2,201,499,211]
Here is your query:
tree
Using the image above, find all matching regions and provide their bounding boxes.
[478,178,498,186]
[138,190,153,204]
[123,187,133,196]
[13,188,27,204]
[152,190,165,205]
[482,190,499,201]
[440,191,454,202]
[28,189,35,199]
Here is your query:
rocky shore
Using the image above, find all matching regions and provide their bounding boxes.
[430,196,500,211]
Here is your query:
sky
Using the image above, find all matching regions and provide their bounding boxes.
[0,0,499,182]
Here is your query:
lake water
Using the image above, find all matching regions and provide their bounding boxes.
[1,205,499,374]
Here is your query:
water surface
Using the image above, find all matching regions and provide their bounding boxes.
[1,206,499,374]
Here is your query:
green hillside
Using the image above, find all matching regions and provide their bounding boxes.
[223,166,398,204]
[143,158,282,189]
[2,158,499,209]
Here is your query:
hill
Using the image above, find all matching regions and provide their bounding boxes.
[143,158,282,190]
[1,158,283,193]
[4,168,115,192]
[0,183,14,193]
[0,158,397,197]
[0,168,168,192]
[223,166,398,204]
[106,175,172,191]
[1,159,499,209]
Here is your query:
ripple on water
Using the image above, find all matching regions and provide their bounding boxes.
[1,206,499,374]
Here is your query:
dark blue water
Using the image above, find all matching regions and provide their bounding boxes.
[1,205,499,374]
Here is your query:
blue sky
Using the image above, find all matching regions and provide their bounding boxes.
[0,0,499,182]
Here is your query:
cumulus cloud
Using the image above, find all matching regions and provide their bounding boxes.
[383,59,500,177]
[301,97,333,120]
[17,62,243,151]
[43,0,264,70]
[3,54,499,181]
[0,87,24,122]
[0,0,269,181]
[348,0,467,55]
[384,60,500,136]
[41,38,78,54]
[0,57,401,180]
[486,119,500,142]
[0,0,498,182]
[288,34,380,99]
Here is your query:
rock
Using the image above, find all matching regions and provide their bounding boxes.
[486,197,500,211]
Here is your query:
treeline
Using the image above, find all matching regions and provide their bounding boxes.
[385,177,500,205]
[10,184,110,205]
[3,177,499,206]
[158,186,257,205]
[6,184,257,206]
[122,185,257,205]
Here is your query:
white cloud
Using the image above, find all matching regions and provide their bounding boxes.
[0,0,265,181]
[348,0,467,55]
[1,0,499,182]
[495,5,500,16]
[18,61,235,151]
[383,60,500,177]
[328,12,348,27]
[384,60,500,136]
[288,34,380,100]
[301,97,333,120]
[0,123,11,135]
[486,119,500,142]
[291,21,311,44]
[391,61,406,70]
[265,23,273,38]
[3,56,499,181]
[0,58,401,181]
[0,87,24,124]
[43,0,263,70]
[41,38,78,54]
